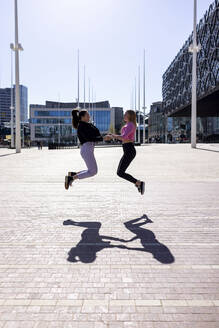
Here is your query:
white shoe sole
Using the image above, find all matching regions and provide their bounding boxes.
[141,182,145,195]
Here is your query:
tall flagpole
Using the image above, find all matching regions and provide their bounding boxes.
[58,93,60,144]
[130,87,133,109]
[83,65,86,109]
[88,78,91,111]
[134,77,137,142]
[94,91,96,125]
[77,49,80,108]
[91,86,94,123]
[143,49,146,144]
[10,48,14,148]
[130,90,132,109]
[138,65,141,143]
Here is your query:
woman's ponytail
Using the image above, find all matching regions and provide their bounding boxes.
[72,109,88,129]
[72,109,80,129]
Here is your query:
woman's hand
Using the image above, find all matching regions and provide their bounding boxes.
[104,135,113,141]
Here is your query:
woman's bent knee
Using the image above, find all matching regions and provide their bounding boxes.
[117,169,123,178]
[89,168,98,177]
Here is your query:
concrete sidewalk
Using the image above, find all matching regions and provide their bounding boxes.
[0,144,219,327]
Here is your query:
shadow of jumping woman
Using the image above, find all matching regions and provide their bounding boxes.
[63,220,126,263]
[122,215,175,264]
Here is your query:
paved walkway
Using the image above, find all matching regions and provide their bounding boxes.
[0,144,219,328]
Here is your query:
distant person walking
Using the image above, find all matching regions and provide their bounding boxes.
[109,110,145,195]
[65,109,108,190]
[37,141,41,150]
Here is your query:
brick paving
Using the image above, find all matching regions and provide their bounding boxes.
[0,144,219,328]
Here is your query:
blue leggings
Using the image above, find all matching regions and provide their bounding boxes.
[77,142,98,179]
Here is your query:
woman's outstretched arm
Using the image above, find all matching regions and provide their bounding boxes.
[101,235,127,242]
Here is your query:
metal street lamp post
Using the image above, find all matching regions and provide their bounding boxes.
[10,48,15,148]
[11,0,23,153]
[189,0,201,148]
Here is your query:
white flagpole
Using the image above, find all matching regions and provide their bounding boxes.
[88,78,91,111]
[134,77,137,142]
[138,65,141,143]
[83,65,86,109]
[77,49,80,108]
[143,49,146,144]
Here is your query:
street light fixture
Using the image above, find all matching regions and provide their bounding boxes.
[10,0,23,153]
[10,46,15,148]
[189,0,201,148]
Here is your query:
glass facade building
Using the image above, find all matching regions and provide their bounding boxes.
[161,0,219,142]
[20,85,28,122]
[0,85,28,125]
[0,88,11,125]
[90,110,111,132]
[162,0,219,117]
[30,101,123,144]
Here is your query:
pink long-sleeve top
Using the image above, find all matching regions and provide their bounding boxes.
[121,122,136,141]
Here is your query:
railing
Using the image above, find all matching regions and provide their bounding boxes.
[48,141,142,150]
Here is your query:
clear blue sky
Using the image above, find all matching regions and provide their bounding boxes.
[0,0,213,113]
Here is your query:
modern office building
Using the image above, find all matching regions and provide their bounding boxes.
[148,102,173,142]
[162,0,219,141]
[19,86,28,122]
[0,88,11,125]
[110,107,124,133]
[29,100,123,145]
[148,102,165,142]
[0,85,28,125]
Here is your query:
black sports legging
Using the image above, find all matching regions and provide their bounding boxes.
[117,143,137,184]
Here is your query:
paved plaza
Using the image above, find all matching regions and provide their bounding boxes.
[0,144,219,328]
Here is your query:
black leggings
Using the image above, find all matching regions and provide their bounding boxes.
[117,143,137,184]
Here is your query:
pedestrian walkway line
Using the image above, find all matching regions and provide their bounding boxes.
[0,299,218,307]
[0,264,218,269]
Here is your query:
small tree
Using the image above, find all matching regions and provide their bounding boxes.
[109,123,115,134]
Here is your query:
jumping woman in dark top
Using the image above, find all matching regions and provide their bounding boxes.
[65,109,108,190]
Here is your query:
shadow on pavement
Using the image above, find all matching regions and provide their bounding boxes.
[196,147,219,153]
[122,215,175,264]
[63,215,175,264]
[63,220,126,263]
[0,153,15,157]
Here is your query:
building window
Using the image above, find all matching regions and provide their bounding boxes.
[34,111,71,117]
[91,110,110,132]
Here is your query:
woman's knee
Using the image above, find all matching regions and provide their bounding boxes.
[89,167,98,177]
[117,168,123,178]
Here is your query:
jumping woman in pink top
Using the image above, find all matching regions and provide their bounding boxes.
[108,110,145,195]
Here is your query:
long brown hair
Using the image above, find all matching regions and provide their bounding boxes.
[72,109,87,129]
[126,110,137,127]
